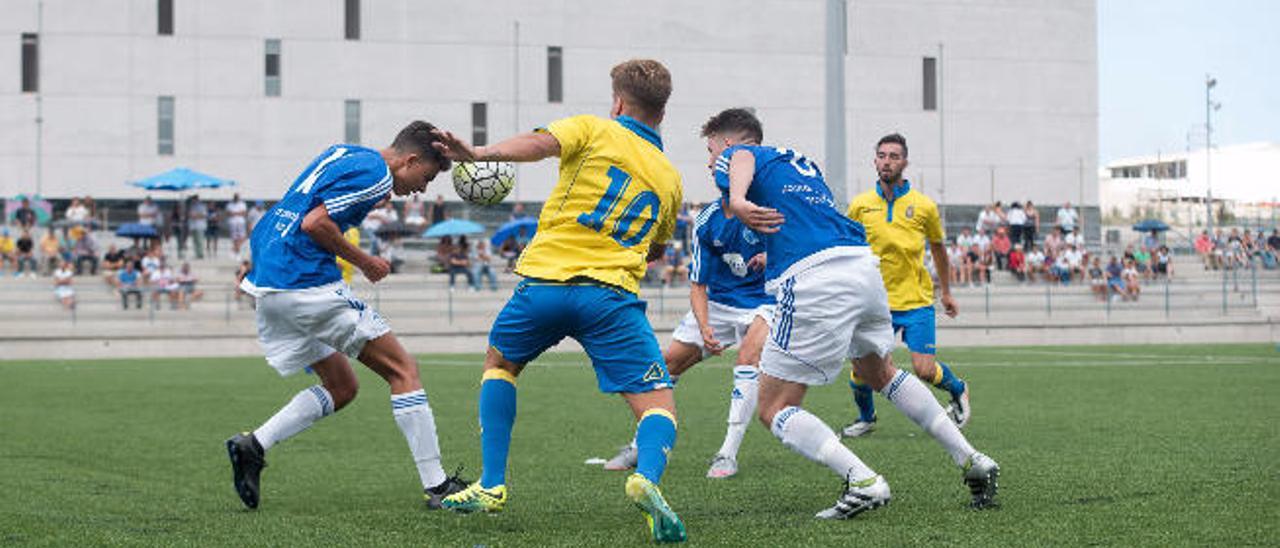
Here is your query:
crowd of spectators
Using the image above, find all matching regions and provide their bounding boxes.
[1194,228,1279,271]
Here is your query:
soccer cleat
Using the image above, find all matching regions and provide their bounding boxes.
[705,454,738,479]
[225,432,267,510]
[441,482,507,514]
[423,467,472,510]
[840,420,876,438]
[815,475,891,520]
[604,443,639,471]
[963,452,1000,509]
[948,384,972,428]
[625,473,687,543]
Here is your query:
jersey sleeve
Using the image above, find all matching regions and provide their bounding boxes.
[712,145,748,196]
[922,198,945,243]
[316,154,392,228]
[846,195,866,223]
[688,210,716,284]
[651,174,683,245]
[539,115,598,159]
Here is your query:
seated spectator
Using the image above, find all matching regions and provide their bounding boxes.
[1194,230,1214,270]
[991,228,1012,271]
[956,228,975,251]
[471,240,499,291]
[53,260,76,310]
[118,263,144,309]
[1122,258,1141,301]
[176,262,204,309]
[1105,255,1125,300]
[433,235,454,274]
[448,237,475,290]
[966,244,988,285]
[14,230,37,278]
[149,260,180,310]
[39,229,63,275]
[1064,244,1086,281]
[948,242,965,286]
[661,243,689,287]
[1087,257,1106,301]
[1153,245,1173,278]
[140,247,162,275]
[101,244,126,288]
[1132,245,1152,280]
[1007,244,1026,282]
[73,231,99,275]
[0,228,14,273]
[1050,250,1071,285]
[498,235,523,273]
[973,229,991,256]
[1267,229,1280,254]
[404,195,428,232]
[1043,227,1065,257]
[1025,245,1047,284]
[14,198,37,231]
[65,197,90,228]
[1064,229,1084,249]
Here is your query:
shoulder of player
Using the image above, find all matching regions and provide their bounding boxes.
[904,189,939,210]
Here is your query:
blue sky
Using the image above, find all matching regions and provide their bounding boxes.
[1098,0,1280,162]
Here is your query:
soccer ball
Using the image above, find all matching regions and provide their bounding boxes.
[452,161,515,206]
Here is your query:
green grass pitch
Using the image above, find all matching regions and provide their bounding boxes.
[1,344,1277,546]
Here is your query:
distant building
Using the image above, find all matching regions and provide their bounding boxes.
[1100,142,1280,226]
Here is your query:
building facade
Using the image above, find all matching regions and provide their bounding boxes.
[3,0,1097,235]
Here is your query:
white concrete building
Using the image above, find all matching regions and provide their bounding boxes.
[1099,142,1280,226]
[2,0,1097,229]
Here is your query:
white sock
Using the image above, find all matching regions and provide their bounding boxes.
[881,370,976,466]
[391,389,446,489]
[254,385,334,451]
[771,406,876,481]
[717,365,759,458]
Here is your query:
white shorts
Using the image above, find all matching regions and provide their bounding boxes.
[761,252,895,386]
[671,300,774,358]
[254,282,391,376]
[228,217,247,240]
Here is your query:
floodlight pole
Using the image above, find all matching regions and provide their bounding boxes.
[1205,75,1215,232]
[35,0,44,196]
[824,0,848,204]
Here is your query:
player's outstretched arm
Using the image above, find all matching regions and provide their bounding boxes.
[725,149,784,233]
[431,129,560,163]
[301,205,390,283]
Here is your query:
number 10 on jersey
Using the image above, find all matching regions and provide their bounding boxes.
[577,166,660,248]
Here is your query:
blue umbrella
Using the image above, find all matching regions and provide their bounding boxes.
[490,217,538,246]
[130,167,236,191]
[116,223,159,238]
[1131,219,1170,232]
[423,219,485,238]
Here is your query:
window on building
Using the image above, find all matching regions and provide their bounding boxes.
[21,33,38,93]
[158,0,174,35]
[158,96,175,155]
[471,102,488,146]
[344,0,360,40]
[923,57,937,111]
[265,39,281,97]
[344,100,361,144]
[547,46,563,103]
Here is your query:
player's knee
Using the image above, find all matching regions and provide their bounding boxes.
[910,357,936,380]
[325,378,359,410]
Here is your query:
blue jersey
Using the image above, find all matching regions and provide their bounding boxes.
[713,144,867,292]
[244,145,391,292]
[689,200,771,309]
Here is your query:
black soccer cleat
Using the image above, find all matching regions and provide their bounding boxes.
[424,466,472,510]
[963,452,1000,509]
[226,432,267,510]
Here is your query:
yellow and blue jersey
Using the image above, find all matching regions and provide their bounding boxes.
[846,181,944,311]
[515,115,682,294]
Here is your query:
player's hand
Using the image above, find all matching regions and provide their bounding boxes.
[729,198,784,233]
[747,252,767,272]
[940,292,959,318]
[701,326,724,355]
[360,256,391,283]
[429,128,479,162]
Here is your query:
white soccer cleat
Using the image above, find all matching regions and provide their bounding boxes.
[603,443,638,471]
[963,452,1000,509]
[948,385,972,429]
[840,420,876,438]
[705,454,738,479]
[815,475,891,520]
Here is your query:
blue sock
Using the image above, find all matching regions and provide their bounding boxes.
[849,379,877,423]
[932,361,967,398]
[634,410,677,484]
[478,369,518,489]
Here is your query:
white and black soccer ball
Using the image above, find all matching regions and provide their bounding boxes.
[452,161,515,206]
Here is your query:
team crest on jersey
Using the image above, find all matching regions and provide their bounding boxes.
[905,205,915,219]
[742,227,760,245]
[643,362,667,382]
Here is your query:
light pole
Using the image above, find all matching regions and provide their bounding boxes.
[1204,75,1220,231]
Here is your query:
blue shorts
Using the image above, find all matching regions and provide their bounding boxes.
[489,279,672,393]
[890,305,937,355]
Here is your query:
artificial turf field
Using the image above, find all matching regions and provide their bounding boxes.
[1,343,1277,547]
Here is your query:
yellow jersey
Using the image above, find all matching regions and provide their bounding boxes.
[847,182,944,311]
[516,114,682,294]
[336,227,360,284]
